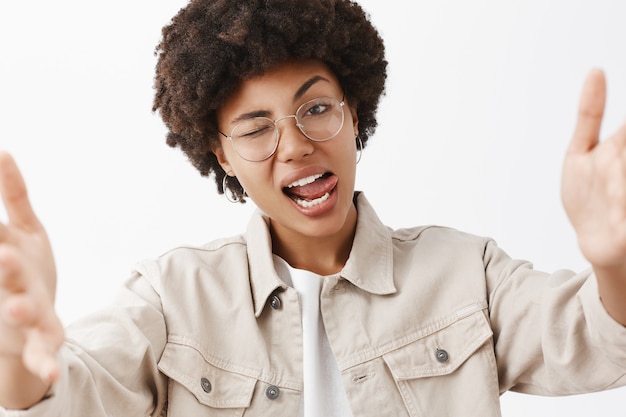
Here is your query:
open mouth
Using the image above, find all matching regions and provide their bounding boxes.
[283,172,338,208]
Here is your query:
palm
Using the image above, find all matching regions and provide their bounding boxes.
[562,70,626,268]
[0,152,63,383]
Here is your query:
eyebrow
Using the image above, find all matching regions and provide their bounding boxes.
[231,110,272,124]
[293,75,330,102]
[230,75,331,125]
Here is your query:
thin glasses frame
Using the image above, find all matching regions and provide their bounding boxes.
[218,96,345,162]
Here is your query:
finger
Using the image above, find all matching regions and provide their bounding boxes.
[2,293,39,327]
[0,245,26,292]
[568,69,607,154]
[25,301,64,383]
[22,329,62,384]
[0,152,40,231]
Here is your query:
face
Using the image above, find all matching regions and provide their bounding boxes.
[215,60,359,245]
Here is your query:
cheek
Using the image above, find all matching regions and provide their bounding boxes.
[338,131,358,158]
[232,164,274,198]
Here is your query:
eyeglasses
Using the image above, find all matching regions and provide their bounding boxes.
[218,96,345,162]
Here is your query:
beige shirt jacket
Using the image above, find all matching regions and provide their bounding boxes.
[4,193,626,417]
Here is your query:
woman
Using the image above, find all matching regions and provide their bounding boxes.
[1,0,625,416]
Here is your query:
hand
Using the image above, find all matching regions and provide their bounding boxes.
[562,69,626,269]
[0,151,63,388]
[562,69,626,325]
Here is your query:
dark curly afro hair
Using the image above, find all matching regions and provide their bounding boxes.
[153,0,387,202]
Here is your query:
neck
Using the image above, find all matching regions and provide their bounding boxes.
[270,204,357,276]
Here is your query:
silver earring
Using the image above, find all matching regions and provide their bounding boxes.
[222,174,241,203]
[356,135,363,164]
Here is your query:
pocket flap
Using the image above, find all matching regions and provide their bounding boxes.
[159,341,256,408]
[383,310,493,379]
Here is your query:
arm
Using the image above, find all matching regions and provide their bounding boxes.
[0,152,64,409]
[485,241,626,395]
[562,69,626,325]
[0,153,168,415]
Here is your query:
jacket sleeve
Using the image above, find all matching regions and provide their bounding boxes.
[483,238,626,395]
[0,270,168,417]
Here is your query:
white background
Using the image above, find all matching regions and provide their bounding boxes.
[1,0,625,415]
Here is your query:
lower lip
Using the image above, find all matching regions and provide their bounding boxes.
[287,185,339,217]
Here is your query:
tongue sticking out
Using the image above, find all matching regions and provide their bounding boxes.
[286,174,338,201]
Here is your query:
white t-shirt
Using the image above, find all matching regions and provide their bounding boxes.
[273,256,354,417]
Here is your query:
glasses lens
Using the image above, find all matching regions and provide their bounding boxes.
[297,97,344,141]
[231,118,278,161]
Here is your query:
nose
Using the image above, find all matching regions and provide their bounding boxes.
[274,115,315,162]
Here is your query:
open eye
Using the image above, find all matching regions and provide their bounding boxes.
[304,103,329,116]
[300,98,336,120]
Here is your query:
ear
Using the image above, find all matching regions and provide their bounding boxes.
[213,145,234,176]
[350,106,359,136]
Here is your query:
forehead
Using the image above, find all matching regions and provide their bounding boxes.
[219,60,341,115]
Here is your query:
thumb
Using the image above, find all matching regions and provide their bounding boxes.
[0,151,40,231]
[568,69,606,154]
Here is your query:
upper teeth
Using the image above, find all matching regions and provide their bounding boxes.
[286,173,323,188]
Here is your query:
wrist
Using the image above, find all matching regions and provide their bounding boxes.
[0,356,50,410]
[594,263,626,326]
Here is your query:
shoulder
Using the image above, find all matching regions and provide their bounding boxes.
[161,233,248,266]
[167,234,247,257]
[391,224,491,250]
[132,233,250,291]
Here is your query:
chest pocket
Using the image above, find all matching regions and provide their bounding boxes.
[158,341,302,417]
[158,341,256,416]
[382,310,500,417]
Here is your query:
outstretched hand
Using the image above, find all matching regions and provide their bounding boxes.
[0,152,63,400]
[562,69,626,269]
[562,69,626,325]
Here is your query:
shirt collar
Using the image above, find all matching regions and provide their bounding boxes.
[341,192,397,295]
[246,213,289,318]
[247,192,397,318]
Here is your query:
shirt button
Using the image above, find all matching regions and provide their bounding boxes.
[435,349,449,363]
[269,294,282,310]
[200,377,212,393]
[332,280,347,292]
[266,385,280,400]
